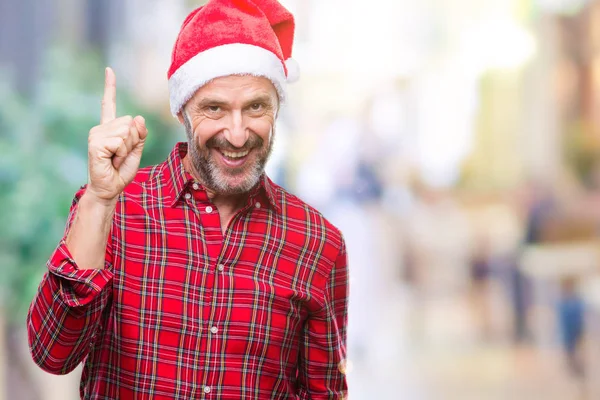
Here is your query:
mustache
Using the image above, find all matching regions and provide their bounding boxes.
[206,133,264,152]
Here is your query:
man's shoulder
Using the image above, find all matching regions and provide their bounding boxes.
[270,182,344,248]
[133,163,166,185]
[121,162,167,196]
[124,143,187,197]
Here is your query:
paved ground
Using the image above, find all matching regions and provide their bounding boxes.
[347,282,585,400]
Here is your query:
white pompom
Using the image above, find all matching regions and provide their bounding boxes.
[285,58,300,83]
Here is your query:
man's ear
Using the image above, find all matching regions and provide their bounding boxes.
[177,112,185,125]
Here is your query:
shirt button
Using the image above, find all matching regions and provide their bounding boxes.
[217,264,225,272]
[204,386,211,394]
[185,193,192,200]
[205,206,213,213]
[255,202,261,209]
[192,183,199,190]
[210,326,218,334]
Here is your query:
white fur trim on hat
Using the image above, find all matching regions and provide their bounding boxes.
[168,43,287,116]
[285,58,300,83]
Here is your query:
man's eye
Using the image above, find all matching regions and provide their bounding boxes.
[250,103,263,111]
[207,105,221,112]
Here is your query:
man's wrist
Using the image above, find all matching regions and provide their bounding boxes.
[81,190,119,209]
[65,191,116,270]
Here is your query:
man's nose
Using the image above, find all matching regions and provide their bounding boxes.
[224,111,249,148]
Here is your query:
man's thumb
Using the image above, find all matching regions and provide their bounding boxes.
[134,115,148,141]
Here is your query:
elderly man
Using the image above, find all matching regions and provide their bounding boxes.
[26,1,349,398]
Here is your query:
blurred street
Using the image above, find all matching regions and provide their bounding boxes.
[5,0,600,399]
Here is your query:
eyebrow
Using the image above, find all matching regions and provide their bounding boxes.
[242,95,275,107]
[194,98,229,110]
[194,95,276,110]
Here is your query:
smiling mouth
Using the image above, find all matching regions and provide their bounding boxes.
[221,149,249,159]
[215,148,252,167]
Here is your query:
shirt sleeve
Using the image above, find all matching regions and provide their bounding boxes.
[297,238,349,399]
[26,186,114,375]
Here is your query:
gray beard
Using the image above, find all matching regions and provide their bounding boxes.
[182,112,273,195]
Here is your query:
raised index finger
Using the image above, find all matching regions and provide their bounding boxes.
[101,67,117,124]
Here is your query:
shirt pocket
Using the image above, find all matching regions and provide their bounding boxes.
[222,263,307,357]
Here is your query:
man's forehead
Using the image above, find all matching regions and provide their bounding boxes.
[190,75,279,103]
[196,75,277,97]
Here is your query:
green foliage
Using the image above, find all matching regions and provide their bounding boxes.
[0,47,180,324]
[563,119,600,188]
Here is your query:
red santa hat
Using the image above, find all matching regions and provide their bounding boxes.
[168,0,299,117]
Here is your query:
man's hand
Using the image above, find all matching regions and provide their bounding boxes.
[87,67,148,203]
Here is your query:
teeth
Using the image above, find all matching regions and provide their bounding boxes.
[222,150,249,159]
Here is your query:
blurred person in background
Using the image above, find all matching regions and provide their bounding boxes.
[512,181,555,343]
[25,1,349,398]
[468,235,494,340]
[557,277,585,377]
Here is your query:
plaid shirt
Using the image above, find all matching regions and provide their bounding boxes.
[27,143,348,399]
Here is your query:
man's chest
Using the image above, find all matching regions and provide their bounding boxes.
[107,207,327,367]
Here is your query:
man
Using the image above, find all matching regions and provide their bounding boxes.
[26,1,349,398]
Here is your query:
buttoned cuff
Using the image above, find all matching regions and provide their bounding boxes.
[48,239,113,307]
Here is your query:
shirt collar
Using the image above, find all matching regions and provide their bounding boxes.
[163,142,280,213]
[161,142,192,207]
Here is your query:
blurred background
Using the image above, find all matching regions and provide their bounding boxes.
[4,0,600,399]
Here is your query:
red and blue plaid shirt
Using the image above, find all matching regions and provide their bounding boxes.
[27,143,348,399]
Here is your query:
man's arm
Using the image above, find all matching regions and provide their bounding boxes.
[297,238,349,399]
[26,187,115,374]
[26,67,147,375]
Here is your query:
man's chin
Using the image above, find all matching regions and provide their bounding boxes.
[207,175,261,196]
